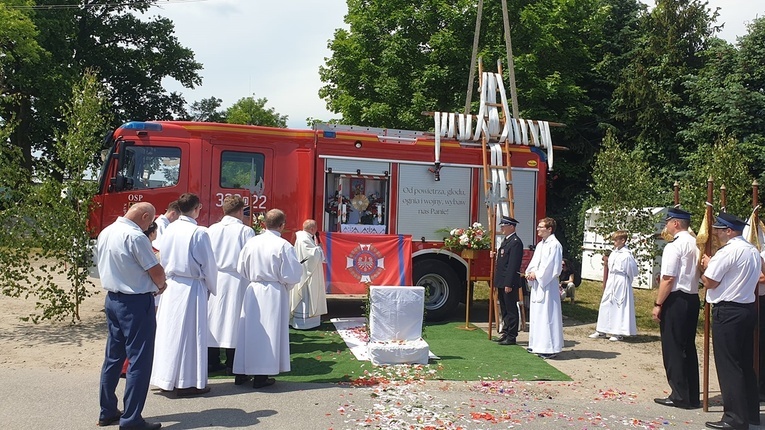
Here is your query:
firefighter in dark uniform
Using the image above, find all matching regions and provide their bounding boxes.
[700,213,762,430]
[492,216,524,345]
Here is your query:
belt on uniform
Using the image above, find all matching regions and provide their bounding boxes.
[108,291,153,296]
[712,301,752,308]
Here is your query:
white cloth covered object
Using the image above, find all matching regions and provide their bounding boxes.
[368,286,425,342]
[368,338,430,365]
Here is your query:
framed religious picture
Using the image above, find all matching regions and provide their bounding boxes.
[350,178,365,197]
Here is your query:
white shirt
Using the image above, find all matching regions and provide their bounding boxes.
[97,217,159,294]
[660,230,700,294]
[705,236,761,304]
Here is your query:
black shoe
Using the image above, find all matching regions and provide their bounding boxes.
[253,377,276,388]
[175,386,211,397]
[118,421,161,430]
[97,411,122,426]
[498,338,517,345]
[704,420,738,430]
[493,334,508,343]
[654,397,694,409]
[234,375,253,386]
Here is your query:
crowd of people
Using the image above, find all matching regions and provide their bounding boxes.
[95,194,327,430]
[96,197,765,430]
[491,208,765,430]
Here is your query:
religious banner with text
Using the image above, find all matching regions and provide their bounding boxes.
[323,232,413,294]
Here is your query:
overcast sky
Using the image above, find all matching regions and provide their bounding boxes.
[150,0,764,129]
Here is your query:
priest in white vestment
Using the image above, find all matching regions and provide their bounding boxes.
[290,219,327,329]
[150,193,218,396]
[207,196,255,373]
[592,230,638,340]
[525,217,564,358]
[234,209,302,388]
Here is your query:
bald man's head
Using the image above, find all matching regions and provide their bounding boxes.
[125,202,156,231]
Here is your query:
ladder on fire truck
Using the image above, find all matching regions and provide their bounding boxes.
[430,58,558,336]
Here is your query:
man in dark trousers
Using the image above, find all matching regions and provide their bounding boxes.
[492,216,524,345]
[652,207,701,410]
[97,202,166,430]
[700,213,761,430]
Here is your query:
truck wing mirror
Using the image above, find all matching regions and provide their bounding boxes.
[108,139,135,192]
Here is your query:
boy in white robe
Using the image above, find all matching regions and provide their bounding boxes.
[150,193,218,397]
[590,230,638,341]
[234,209,302,388]
[152,200,180,249]
[525,217,564,358]
[207,196,255,375]
[290,219,328,329]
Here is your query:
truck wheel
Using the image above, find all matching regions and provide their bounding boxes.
[413,260,461,322]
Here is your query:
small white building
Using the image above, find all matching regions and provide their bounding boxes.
[581,207,668,289]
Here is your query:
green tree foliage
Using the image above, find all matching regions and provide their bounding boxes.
[611,0,718,182]
[0,0,202,181]
[588,131,664,286]
[226,95,288,128]
[319,0,477,130]
[0,70,110,323]
[681,18,765,184]
[682,136,754,222]
[185,96,227,123]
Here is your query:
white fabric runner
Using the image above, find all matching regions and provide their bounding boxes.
[330,317,439,361]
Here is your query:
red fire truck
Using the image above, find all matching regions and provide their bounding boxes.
[89,121,547,320]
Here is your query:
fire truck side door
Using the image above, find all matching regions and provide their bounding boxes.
[210,146,272,226]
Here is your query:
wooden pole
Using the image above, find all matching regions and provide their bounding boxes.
[720,184,727,213]
[464,0,484,116]
[754,180,761,382]
[673,181,680,206]
[703,176,714,411]
[500,0,519,118]
[460,253,476,331]
[476,61,498,340]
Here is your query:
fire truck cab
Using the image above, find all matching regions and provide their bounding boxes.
[90,121,547,320]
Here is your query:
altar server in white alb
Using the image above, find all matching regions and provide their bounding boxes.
[290,219,328,329]
[207,195,255,375]
[234,209,302,388]
[590,230,638,341]
[151,193,218,397]
[152,200,180,249]
[525,217,564,358]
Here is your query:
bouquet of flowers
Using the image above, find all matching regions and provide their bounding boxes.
[252,213,266,234]
[325,192,351,217]
[440,222,491,252]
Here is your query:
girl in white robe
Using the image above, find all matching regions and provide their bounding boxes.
[592,230,638,340]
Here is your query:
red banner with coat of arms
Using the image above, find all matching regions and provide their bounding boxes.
[322,232,413,294]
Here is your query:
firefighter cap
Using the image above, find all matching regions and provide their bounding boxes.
[498,216,519,226]
[712,213,748,231]
[665,207,691,221]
